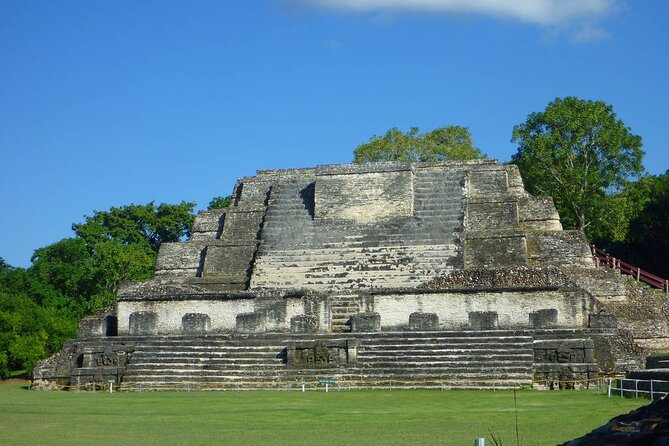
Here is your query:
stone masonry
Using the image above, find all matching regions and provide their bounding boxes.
[33,160,664,390]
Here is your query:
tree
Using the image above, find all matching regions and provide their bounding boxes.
[0,200,198,377]
[511,97,644,240]
[0,257,11,272]
[208,195,231,210]
[353,126,484,163]
[621,171,669,277]
[33,201,195,315]
[72,201,196,253]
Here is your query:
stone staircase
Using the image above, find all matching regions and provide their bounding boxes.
[329,295,364,332]
[119,330,534,391]
[249,168,466,291]
[353,331,533,388]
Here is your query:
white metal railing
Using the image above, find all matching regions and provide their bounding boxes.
[607,378,669,400]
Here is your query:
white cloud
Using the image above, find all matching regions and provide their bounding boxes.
[287,0,620,33]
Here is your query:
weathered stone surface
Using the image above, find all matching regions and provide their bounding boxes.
[467,199,518,230]
[190,210,225,240]
[408,312,439,331]
[422,266,574,290]
[236,312,263,333]
[290,314,319,333]
[469,311,498,330]
[182,313,211,334]
[286,340,349,367]
[315,164,413,223]
[529,309,558,329]
[518,196,562,231]
[128,312,157,335]
[77,310,117,337]
[463,234,528,268]
[35,159,660,390]
[467,166,508,197]
[589,314,618,328]
[527,231,593,268]
[349,312,381,332]
[154,242,205,277]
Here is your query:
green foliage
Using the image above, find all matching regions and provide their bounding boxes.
[354,126,484,163]
[627,171,669,248]
[0,200,197,378]
[511,97,644,240]
[29,238,90,307]
[72,201,196,253]
[0,289,76,379]
[605,171,669,277]
[207,195,232,210]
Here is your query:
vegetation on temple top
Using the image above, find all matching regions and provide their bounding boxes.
[353,125,485,163]
[207,195,232,210]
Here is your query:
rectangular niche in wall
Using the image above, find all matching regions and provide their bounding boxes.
[129,312,158,336]
[182,313,211,335]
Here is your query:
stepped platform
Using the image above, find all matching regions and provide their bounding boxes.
[48,329,610,391]
[34,160,657,391]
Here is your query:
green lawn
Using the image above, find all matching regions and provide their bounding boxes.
[0,383,645,446]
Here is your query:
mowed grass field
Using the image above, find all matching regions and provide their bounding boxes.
[0,383,645,446]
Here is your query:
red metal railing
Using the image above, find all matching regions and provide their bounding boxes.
[591,245,669,293]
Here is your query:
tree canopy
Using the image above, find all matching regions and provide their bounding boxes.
[207,195,232,210]
[72,201,195,253]
[0,200,197,378]
[604,170,669,277]
[511,97,644,240]
[353,126,484,163]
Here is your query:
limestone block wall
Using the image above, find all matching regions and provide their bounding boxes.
[154,242,206,278]
[190,210,225,240]
[463,233,528,268]
[526,232,593,268]
[467,164,510,198]
[115,286,596,335]
[518,197,562,231]
[315,163,413,223]
[117,299,256,335]
[462,162,592,270]
[373,290,595,330]
[565,268,630,302]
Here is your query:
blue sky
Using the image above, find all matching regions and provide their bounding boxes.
[1,0,667,267]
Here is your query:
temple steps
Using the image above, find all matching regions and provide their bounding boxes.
[119,330,535,391]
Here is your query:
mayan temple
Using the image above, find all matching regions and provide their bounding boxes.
[33,160,668,390]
